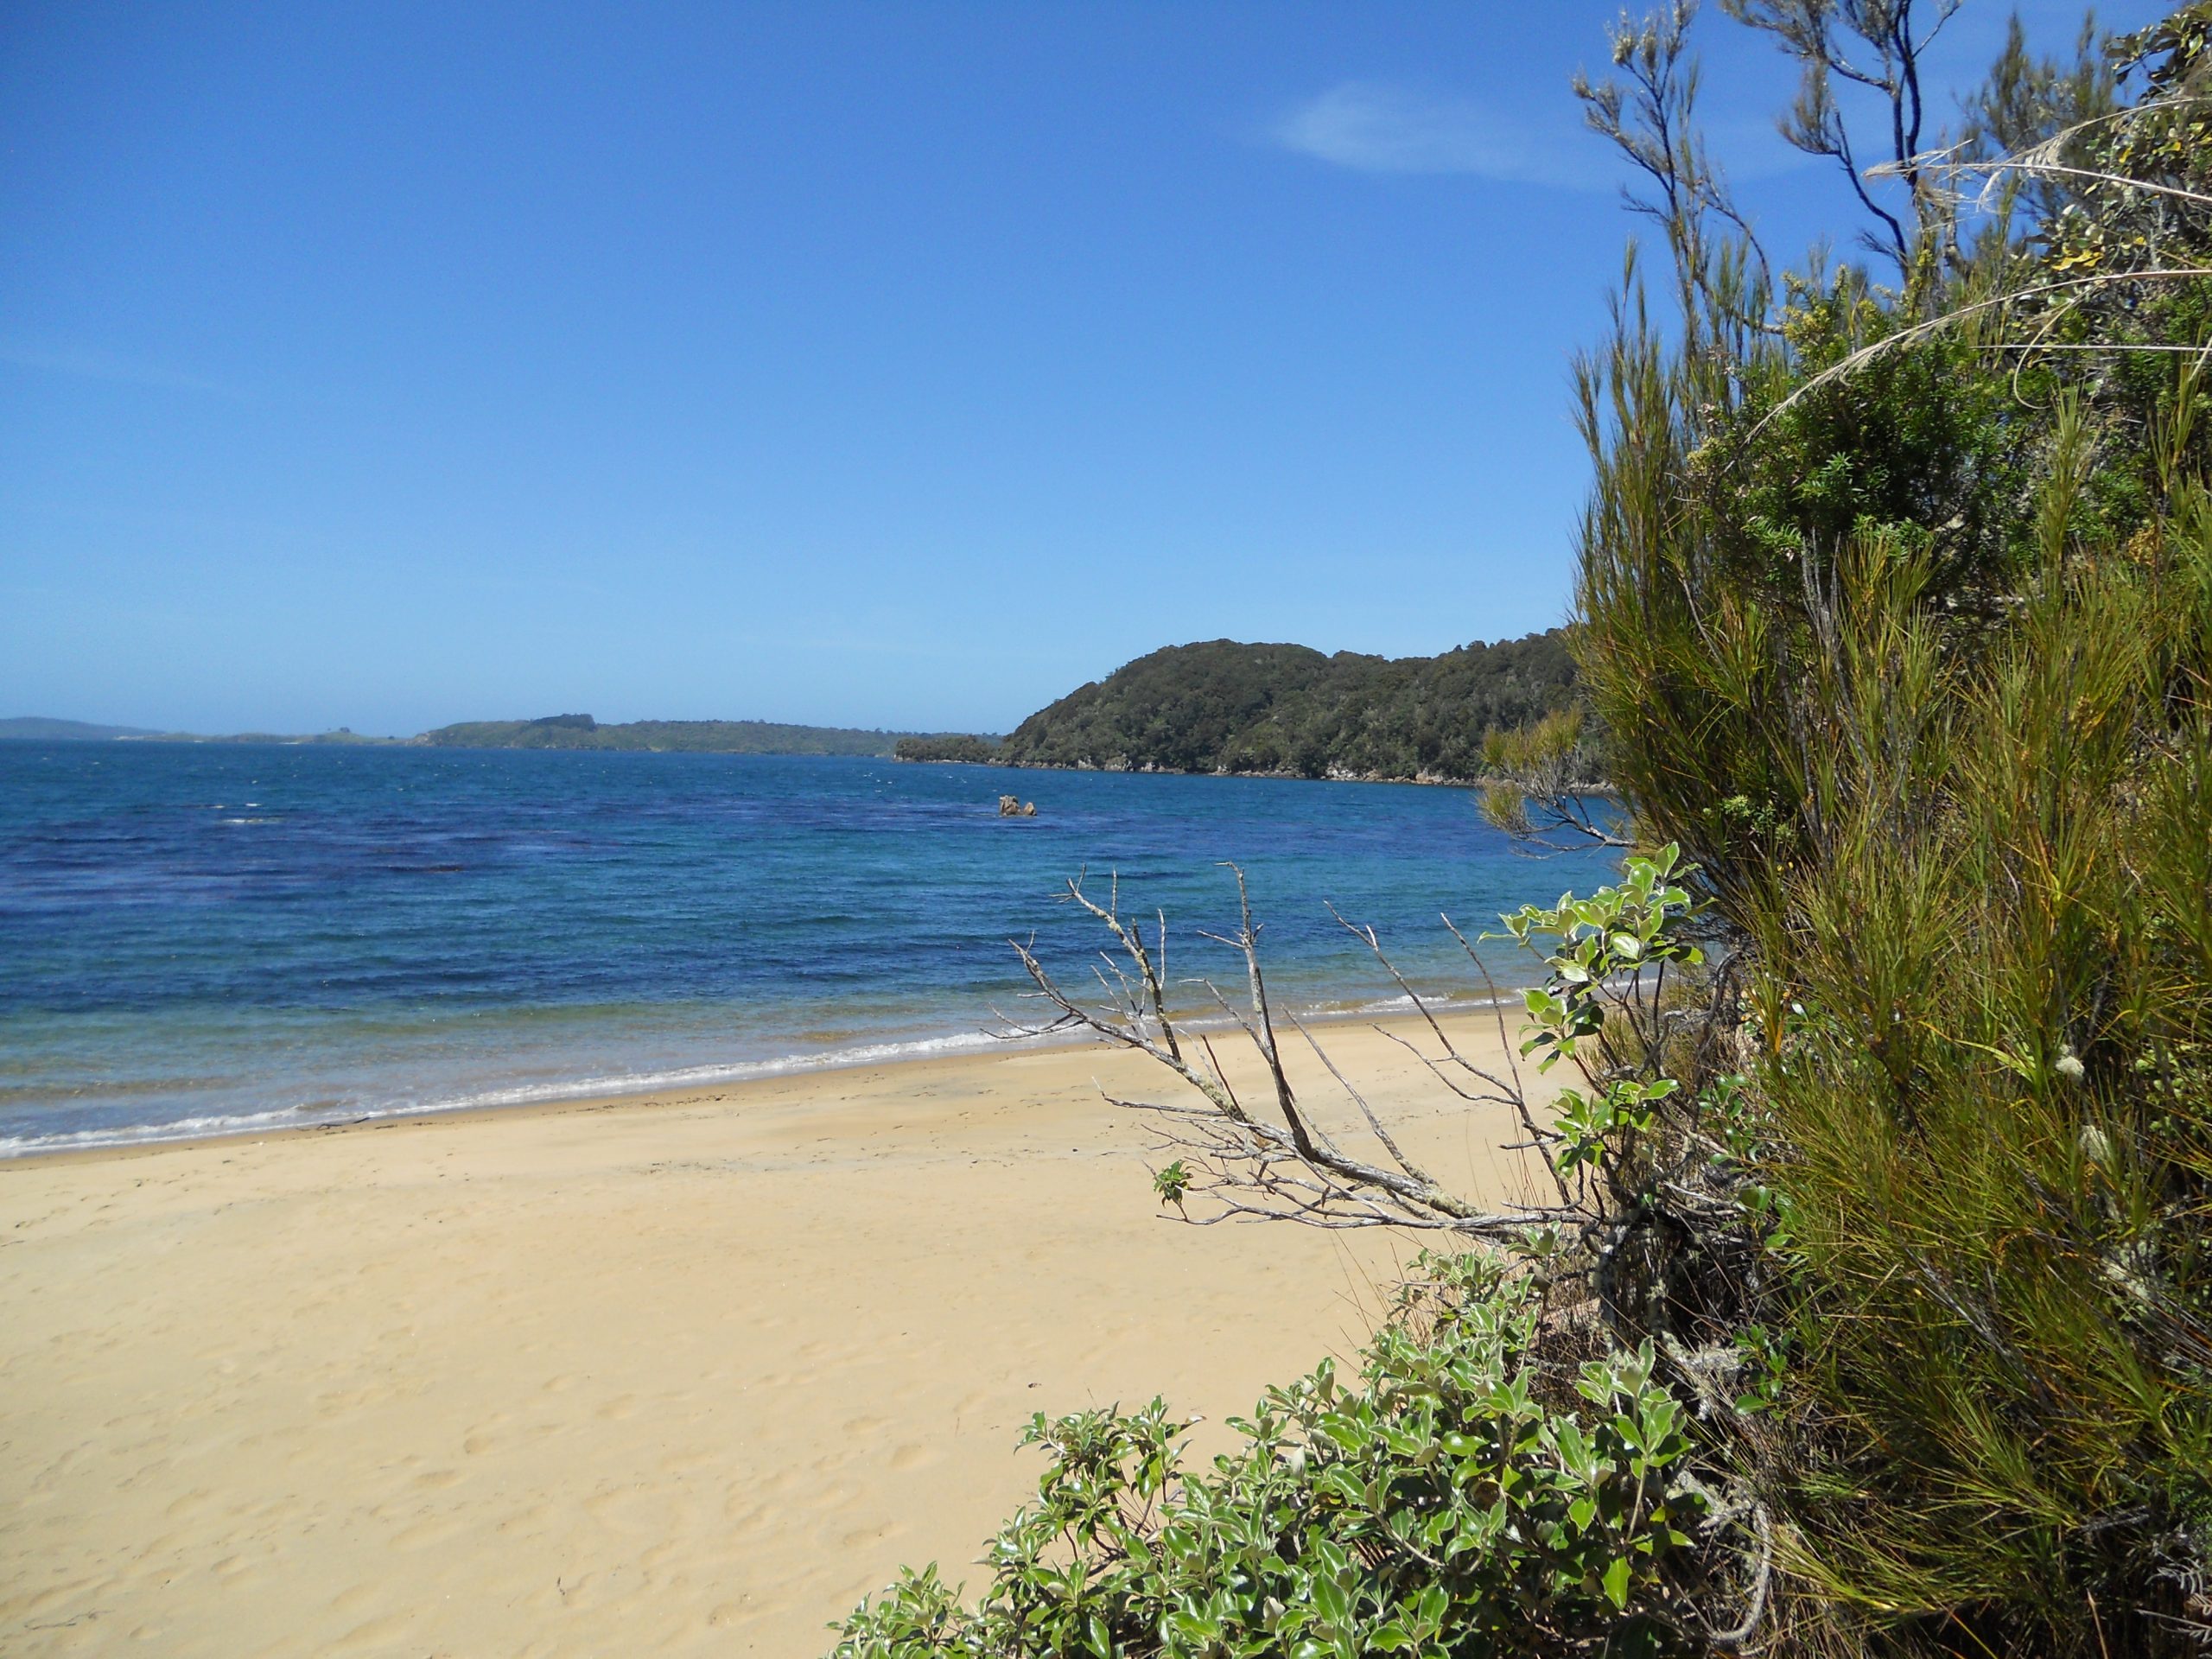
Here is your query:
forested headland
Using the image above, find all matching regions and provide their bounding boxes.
[894,630,1589,782]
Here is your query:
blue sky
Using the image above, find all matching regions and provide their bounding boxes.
[0,1,2160,734]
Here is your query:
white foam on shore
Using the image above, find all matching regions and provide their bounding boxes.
[0,1103,325,1156]
[0,989,1519,1160]
[0,1027,1051,1159]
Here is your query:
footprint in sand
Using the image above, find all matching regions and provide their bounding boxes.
[389,1513,468,1551]
[804,1478,861,1513]
[331,1612,416,1652]
[657,1446,714,1477]
[724,1501,771,1535]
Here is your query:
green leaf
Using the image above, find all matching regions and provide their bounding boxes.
[1602,1554,1632,1611]
[1313,1575,1351,1626]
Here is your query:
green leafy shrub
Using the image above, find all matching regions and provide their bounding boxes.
[831,1258,1713,1659]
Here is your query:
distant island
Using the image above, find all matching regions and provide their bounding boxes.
[0,715,393,746]
[416,714,967,757]
[894,630,1583,784]
[0,716,168,741]
[2,712,990,759]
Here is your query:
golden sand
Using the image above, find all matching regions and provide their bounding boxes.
[0,1014,1547,1656]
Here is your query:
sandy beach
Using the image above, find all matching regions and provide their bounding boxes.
[1,1012,1549,1657]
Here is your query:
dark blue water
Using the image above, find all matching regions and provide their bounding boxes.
[0,743,1619,1154]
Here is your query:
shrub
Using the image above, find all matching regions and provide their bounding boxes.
[831,1257,1716,1659]
[1567,9,2212,1648]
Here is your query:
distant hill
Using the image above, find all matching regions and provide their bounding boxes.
[895,631,1583,784]
[0,715,164,741]
[2,718,392,745]
[418,714,972,758]
[6,712,979,758]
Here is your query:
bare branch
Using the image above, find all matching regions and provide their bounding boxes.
[1721,0,1964,278]
[1222,864,1302,1143]
[1061,873,1184,1065]
[1287,1013,1439,1188]
[1336,901,1575,1207]
[1012,868,1585,1238]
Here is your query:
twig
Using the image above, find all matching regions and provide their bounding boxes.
[1287,1013,1438,1188]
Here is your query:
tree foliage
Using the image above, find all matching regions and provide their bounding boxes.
[893,734,1005,764]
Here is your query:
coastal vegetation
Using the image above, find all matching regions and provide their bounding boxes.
[895,733,1005,764]
[833,3,2212,1655]
[893,632,1587,783]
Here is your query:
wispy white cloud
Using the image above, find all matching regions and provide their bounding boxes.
[1270,81,1595,186]
[0,338,242,398]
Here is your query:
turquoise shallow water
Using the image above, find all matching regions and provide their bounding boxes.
[0,743,1621,1154]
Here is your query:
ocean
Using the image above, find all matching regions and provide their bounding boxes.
[0,742,1621,1154]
